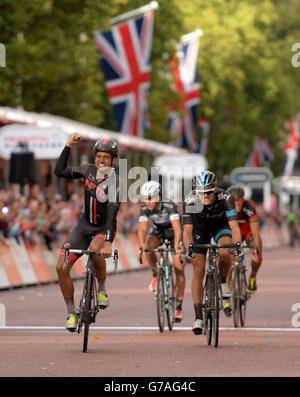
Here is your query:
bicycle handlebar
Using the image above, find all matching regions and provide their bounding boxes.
[63,246,119,272]
[138,243,181,265]
[188,242,257,257]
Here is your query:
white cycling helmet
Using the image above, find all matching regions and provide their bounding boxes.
[140,181,161,200]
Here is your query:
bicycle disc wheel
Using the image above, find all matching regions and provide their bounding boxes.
[156,269,165,333]
[212,273,221,348]
[166,265,176,330]
[83,267,93,352]
[239,269,247,327]
[204,276,213,345]
[232,266,240,328]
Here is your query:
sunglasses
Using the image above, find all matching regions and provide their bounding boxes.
[196,189,215,196]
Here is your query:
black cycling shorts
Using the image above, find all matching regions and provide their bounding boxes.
[59,216,114,260]
[192,222,232,255]
[148,226,174,246]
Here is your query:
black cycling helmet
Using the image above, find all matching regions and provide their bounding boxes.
[93,138,119,158]
[193,170,217,191]
[227,185,245,198]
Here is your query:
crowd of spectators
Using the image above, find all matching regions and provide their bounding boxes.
[0,184,140,250]
[0,183,298,251]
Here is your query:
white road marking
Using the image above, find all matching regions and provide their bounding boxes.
[0,325,300,331]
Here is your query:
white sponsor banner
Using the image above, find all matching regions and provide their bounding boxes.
[0,124,67,160]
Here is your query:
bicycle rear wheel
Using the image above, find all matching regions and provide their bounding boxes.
[166,265,176,331]
[156,269,165,333]
[239,268,247,327]
[232,266,240,328]
[83,265,93,352]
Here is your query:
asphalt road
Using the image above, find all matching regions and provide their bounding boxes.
[0,246,300,380]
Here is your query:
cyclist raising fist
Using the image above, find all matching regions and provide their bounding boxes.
[54,135,120,332]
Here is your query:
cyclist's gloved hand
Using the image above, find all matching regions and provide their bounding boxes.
[184,252,191,263]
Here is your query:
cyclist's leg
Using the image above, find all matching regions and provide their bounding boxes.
[214,229,233,288]
[164,228,185,302]
[214,229,233,316]
[89,234,105,282]
[247,235,262,293]
[191,225,209,333]
[88,232,111,308]
[164,229,185,321]
[174,253,185,301]
[145,230,161,291]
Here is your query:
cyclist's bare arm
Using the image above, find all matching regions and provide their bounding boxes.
[138,220,149,250]
[183,224,193,253]
[249,220,263,259]
[171,218,182,250]
[228,219,243,255]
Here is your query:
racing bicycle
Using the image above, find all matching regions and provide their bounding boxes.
[231,244,257,327]
[139,240,182,332]
[63,246,118,352]
[188,242,242,348]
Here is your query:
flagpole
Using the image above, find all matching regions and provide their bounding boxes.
[110,1,159,25]
[181,29,203,44]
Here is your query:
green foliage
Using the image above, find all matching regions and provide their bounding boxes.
[0,0,299,177]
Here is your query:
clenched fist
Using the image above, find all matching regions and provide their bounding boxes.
[66,133,81,147]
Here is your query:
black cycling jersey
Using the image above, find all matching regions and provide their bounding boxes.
[54,146,120,242]
[183,188,238,254]
[139,200,180,229]
[183,188,237,226]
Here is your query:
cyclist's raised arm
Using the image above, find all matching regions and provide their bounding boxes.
[54,134,86,179]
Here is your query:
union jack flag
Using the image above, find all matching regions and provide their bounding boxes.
[169,34,201,151]
[94,9,155,137]
[245,136,274,167]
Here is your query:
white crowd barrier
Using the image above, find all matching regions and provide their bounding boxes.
[0,224,290,290]
[0,232,145,290]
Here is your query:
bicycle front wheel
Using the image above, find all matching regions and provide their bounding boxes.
[204,275,213,346]
[156,269,165,333]
[239,269,247,327]
[166,265,176,331]
[212,272,222,348]
[83,267,93,352]
[232,266,240,328]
